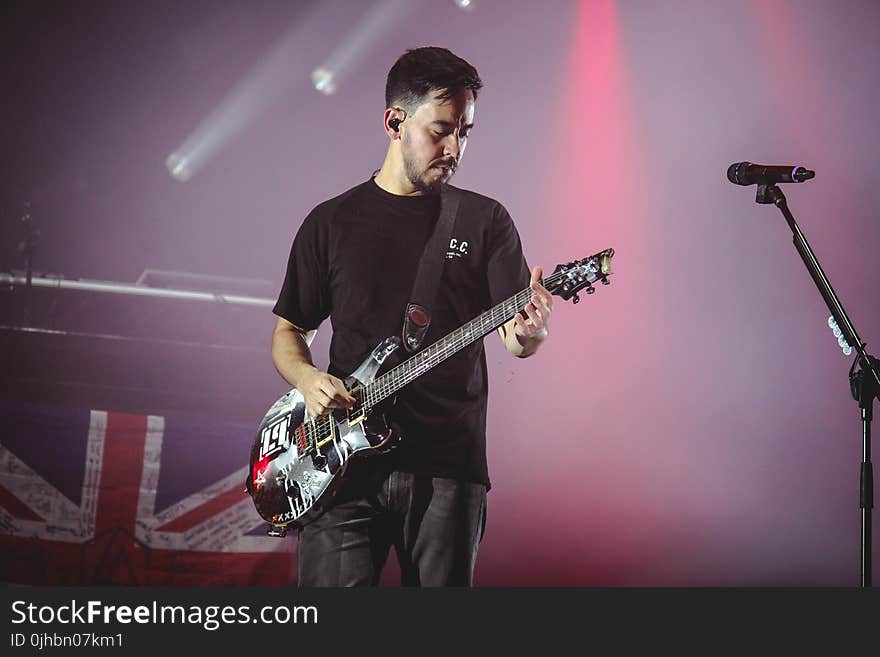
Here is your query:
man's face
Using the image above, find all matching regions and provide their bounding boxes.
[400,88,475,194]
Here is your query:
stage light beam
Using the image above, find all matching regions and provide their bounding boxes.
[309,0,420,98]
[163,4,324,183]
[311,68,336,95]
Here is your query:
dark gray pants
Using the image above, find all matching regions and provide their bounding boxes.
[296,470,487,587]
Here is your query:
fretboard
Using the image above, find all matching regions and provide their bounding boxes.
[362,269,565,410]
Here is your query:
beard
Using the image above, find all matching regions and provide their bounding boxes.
[401,137,455,194]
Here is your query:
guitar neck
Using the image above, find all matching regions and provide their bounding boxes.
[363,270,565,409]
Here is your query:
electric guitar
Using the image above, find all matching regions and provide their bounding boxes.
[245,248,615,535]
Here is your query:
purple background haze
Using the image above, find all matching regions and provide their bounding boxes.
[2,0,878,585]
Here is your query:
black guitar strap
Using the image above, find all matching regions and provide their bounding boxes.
[402,184,462,353]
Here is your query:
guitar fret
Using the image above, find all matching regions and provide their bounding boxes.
[324,277,553,421]
[363,282,548,408]
[304,284,541,455]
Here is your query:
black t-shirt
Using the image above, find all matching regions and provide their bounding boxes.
[273,178,530,488]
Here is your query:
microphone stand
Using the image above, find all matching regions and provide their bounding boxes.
[756,183,879,587]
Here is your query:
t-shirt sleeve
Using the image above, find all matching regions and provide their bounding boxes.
[486,202,531,306]
[272,208,331,330]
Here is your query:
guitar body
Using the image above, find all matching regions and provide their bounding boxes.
[246,337,401,531]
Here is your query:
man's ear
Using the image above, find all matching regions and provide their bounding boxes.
[386,107,407,136]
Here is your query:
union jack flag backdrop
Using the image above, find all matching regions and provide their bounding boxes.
[0,401,295,586]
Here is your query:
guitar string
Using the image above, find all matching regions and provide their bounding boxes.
[308,270,570,449]
[365,268,573,403]
[366,290,530,402]
[304,263,603,452]
[307,268,582,451]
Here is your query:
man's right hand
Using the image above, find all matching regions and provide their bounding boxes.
[271,317,355,417]
[298,368,356,418]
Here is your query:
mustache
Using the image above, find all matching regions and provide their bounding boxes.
[432,159,457,170]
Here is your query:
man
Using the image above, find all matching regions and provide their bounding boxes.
[272,47,552,586]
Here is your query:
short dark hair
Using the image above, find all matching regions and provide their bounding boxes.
[385,47,483,111]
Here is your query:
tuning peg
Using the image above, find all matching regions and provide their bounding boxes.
[601,278,610,285]
[586,287,596,295]
[571,293,580,304]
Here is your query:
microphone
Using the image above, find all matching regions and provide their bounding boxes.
[727,161,815,186]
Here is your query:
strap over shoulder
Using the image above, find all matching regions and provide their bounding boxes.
[401,184,462,353]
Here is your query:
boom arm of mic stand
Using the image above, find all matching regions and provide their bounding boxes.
[758,184,880,397]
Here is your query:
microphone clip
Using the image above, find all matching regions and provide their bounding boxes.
[755,183,784,206]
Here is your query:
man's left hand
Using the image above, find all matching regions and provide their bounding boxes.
[513,265,552,343]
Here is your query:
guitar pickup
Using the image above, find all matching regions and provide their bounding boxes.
[346,385,365,426]
[314,417,334,448]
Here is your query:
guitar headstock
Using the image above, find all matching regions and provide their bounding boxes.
[545,248,614,304]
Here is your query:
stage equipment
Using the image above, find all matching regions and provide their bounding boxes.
[730,165,878,587]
